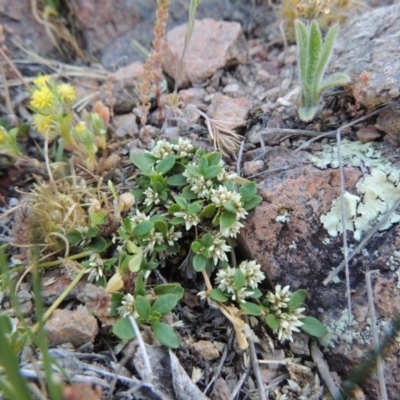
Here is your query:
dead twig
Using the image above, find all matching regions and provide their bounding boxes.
[365,270,388,400]
[246,317,267,400]
[336,128,352,322]
[310,340,342,400]
[294,101,397,153]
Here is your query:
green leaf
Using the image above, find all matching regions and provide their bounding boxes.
[154,220,168,235]
[307,20,322,85]
[169,217,184,225]
[319,73,350,94]
[200,204,217,218]
[130,152,156,175]
[243,195,262,211]
[210,289,228,302]
[182,187,198,199]
[154,284,184,300]
[166,174,187,186]
[127,240,140,254]
[186,164,201,177]
[86,226,99,238]
[136,295,151,320]
[220,211,237,229]
[168,204,181,213]
[89,210,107,226]
[240,302,262,316]
[298,106,318,122]
[88,236,107,252]
[66,230,82,245]
[206,152,222,166]
[203,165,222,180]
[288,289,307,312]
[200,232,213,248]
[112,317,136,340]
[193,254,207,271]
[187,201,202,215]
[0,316,32,399]
[191,240,202,253]
[315,23,339,90]
[152,322,180,348]
[300,316,328,337]
[0,315,13,335]
[174,196,188,210]
[156,156,176,174]
[128,253,143,272]
[123,217,133,232]
[234,268,246,290]
[266,313,279,330]
[198,156,208,174]
[152,293,179,315]
[248,287,263,299]
[294,19,309,85]
[135,271,146,296]
[133,221,154,237]
[223,200,237,214]
[239,182,257,202]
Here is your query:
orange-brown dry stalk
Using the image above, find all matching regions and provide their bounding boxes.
[139,0,170,125]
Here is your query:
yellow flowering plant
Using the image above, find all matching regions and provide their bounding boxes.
[0,125,23,159]
[29,76,110,172]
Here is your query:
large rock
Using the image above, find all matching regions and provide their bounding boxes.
[162,19,247,88]
[330,2,400,109]
[71,0,139,53]
[242,146,400,399]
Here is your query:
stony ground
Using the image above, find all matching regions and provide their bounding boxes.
[1,0,400,399]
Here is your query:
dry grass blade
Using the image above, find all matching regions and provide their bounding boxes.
[188,105,242,158]
[365,271,388,400]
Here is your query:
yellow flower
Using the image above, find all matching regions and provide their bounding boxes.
[0,129,5,143]
[32,114,55,134]
[33,75,51,86]
[30,86,54,110]
[75,122,87,134]
[56,83,77,103]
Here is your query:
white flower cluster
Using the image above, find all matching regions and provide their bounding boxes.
[215,260,265,302]
[117,293,139,318]
[85,252,104,282]
[151,138,194,159]
[173,210,200,230]
[182,165,213,199]
[211,185,248,238]
[266,285,306,342]
[143,187,160,207]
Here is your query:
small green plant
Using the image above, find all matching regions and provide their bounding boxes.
[294,19,350,121]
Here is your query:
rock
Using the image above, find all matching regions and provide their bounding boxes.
[222,83,240,94]
[99,62,144,114]
[210,378,231,400]
[207,93,252,129]
[41,268,87,306]
[113,114,139,138]
[356,126,381,143]
[329,3,400,109]
[191,340,220,361]
[162,19,248,88]
[17,290,32,316]
[71,0,139,53]
[375,109,400,146]
[2,0,54,56]
[179,88,207,109]
[243,160,265,177]
[289,333,310,358]
[242,145,400,398]
[45,308,98,347]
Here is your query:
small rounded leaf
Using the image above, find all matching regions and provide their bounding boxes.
[152,322,180,348]
[300,316,328,337]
